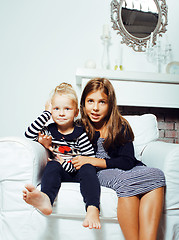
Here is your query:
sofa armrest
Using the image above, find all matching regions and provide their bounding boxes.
[0,136,49,186]
[141,141,179,211]
[0,137,49,239]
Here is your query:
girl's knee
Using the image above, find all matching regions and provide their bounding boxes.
[45,160,63,173]
[80,163,95,171]
[79,164,96,177]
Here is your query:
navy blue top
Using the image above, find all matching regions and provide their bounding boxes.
[93,131,144,171]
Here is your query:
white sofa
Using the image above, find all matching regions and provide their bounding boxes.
[0,114,179,240]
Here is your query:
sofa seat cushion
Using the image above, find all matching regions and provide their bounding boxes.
[40,182,118,220]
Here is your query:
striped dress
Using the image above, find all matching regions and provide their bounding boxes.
[96,138,165,197]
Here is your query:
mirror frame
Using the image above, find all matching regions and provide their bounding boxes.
[111,0,168,52]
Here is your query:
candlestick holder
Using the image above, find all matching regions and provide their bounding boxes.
[146,38,172,73]
[101,35,111,70]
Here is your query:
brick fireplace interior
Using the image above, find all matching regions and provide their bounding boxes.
[119,106,179,144]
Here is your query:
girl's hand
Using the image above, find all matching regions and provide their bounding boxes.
[72,156,107,170]
[38,132,53,151]
[72,156,92,170]
[45,99,52,113]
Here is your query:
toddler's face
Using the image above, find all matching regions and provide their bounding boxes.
[51,94,78,129]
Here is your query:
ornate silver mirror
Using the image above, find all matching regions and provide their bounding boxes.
[111,0,168,52]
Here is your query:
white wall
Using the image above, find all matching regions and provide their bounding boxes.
[0,0,178,137]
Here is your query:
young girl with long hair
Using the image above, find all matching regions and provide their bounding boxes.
[72,77,166,240]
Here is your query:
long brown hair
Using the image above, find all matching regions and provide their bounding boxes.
[80,78,134,150]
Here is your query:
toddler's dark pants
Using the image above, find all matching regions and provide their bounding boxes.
[41,161,100,211]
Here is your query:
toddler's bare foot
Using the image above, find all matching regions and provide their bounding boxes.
[83,206,101,229]
[23,184,52,215]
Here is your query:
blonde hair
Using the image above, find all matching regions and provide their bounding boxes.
[51,82,78,114]
[80,78,134,149]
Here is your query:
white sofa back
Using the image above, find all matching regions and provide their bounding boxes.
[124,114,159,160]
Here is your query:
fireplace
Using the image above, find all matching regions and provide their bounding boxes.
[76,68,179,144]
[119,106,179,144]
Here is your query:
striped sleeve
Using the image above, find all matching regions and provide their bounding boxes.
[62,161,76,173]
[24,111,51,141]
[77,132,95,157]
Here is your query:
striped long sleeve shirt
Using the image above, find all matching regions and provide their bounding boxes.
[25,111,95,173]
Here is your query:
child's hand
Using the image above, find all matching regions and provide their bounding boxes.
[38,132,52,151]
[72,156,90,170]
[45,99,52,113]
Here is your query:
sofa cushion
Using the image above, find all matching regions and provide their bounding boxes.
[124,114,159,160]
[41,182,118,220]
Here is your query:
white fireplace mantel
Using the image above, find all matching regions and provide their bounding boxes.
[76,68,179,109]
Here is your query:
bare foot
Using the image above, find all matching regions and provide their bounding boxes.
[23,184,52,215]
[83,206,101,229]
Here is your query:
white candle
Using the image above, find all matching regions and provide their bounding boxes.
[146,40,149,49]
[119,43,123,65]
[150,32,153,48]
[103,24,109,38]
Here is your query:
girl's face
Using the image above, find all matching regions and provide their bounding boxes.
[85,90,109,128]
[51,94,78,130]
